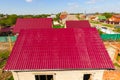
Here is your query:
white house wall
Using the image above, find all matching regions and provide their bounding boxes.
[12,70,104,80]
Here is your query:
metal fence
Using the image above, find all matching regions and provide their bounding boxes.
[1,34,120,42]
[0,36,17,42]
[100,34,120,40]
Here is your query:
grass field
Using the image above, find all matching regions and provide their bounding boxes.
[0,43,13,80]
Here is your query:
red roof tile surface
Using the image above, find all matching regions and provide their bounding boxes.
[13,18,52,33]
[0,27,13,32]
[66,20,91,28]
[5,28,114,71]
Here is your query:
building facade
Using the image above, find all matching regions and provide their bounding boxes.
[5,25,114,80]
[12,70,104,80]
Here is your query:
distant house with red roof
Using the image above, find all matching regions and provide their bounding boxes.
[60,12,87,25]
[109,15,120,24]
[4,28,114,80]
[61,14,79,25]
[66,20,91,28]
[13,18,53,33]
[60,12,68,20]
[0,27,13,32]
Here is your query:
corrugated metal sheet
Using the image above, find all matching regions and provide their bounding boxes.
[0,27,13,32]
[13,18,53,33]
[66,20,91,28]
[4,28,114,71]
[101,34,120,40]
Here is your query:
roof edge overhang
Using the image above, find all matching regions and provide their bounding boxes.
[5,68,115,72]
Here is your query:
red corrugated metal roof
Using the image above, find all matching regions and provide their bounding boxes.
[0,27,13,32]
[66,20,91,28]
[13,18,52,33]
[4,28,114,71]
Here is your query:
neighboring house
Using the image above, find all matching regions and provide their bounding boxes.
[4,28,114,80]
[61,14,79,25]
[60,12,68,20]
[0,26,14,36]
[109,15,120,24]
[79,14,86,20]
[60,12,86,25]
[88,16,97,21]
[0,27,13,36]
[0,27,13,32]
[66,20,91,28]
[13,18,53,33]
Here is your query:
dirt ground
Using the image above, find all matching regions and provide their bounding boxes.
[0,70,12,80]
[103,70,120,80]
[103,41,120,80]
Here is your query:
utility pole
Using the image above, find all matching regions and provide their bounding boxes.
[84,10,86,15]
[84,10,87,20]
[8,35,12,51]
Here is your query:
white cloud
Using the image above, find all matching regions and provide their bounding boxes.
[65,2,81,13]
[86,0,96,4]
[86,0,105,4]
[25,0,33,3]
[67,2,79,9]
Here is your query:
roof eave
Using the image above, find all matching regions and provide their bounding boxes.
[5,68,115,72]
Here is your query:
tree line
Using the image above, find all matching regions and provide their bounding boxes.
[0,14,50,28]
[0,12,118,28]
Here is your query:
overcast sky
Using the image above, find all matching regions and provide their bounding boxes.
[0,0,120,14]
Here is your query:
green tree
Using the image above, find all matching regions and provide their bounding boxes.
[0,14,4,17]
[76,14,80,20]
[23,14,50,18]
[0,14,18,27]
[0,19,6,26]
[95,12,99,15]
[102,12,112,19]
[22,15,33,18]
[98,29,104,35]
[53,13,60,21]
[115,28,120,33]
[6,76,14,80]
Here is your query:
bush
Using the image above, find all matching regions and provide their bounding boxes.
[116,54,120,61]
[114,63,120,68]
[102,24,114,28]
[53,25,64,28]
[98,29,105,35]
[6,76,14,80]
[0,60,6,68]
[90,21,101,24]
[0,50,10,68]
[0,50,10,59]
[114,28,120,33]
